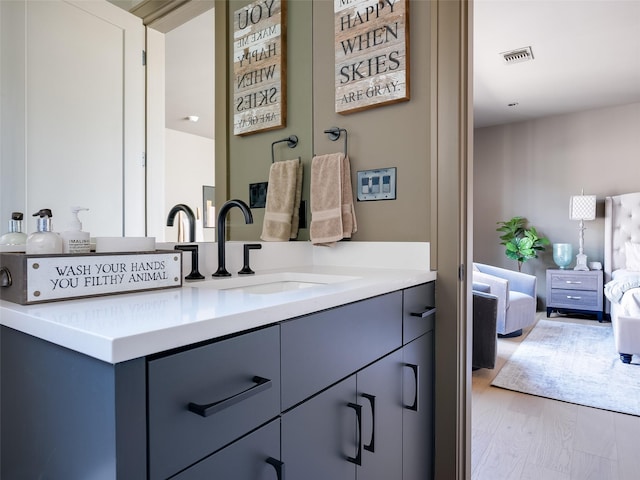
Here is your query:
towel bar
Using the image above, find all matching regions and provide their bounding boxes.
[271,135,299,163]
[324,127,348,156]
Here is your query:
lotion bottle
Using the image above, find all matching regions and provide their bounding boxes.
[61,207,90,253]
[26,209,63,254]
[0,212,28,245]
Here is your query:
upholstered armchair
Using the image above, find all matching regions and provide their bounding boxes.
[472,262,537,337]
[472,285,498,370]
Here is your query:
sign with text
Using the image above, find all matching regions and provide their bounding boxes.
[334,0,410,114]
[0,251,182,304]
[233,0,287,135]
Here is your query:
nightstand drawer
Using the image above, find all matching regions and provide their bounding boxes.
[549,272,599,291]
[549,288,599,309]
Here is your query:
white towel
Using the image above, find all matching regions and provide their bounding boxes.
[310,153,357,246]
[260,158,303,241]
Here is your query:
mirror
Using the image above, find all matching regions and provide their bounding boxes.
[0,0,215,242]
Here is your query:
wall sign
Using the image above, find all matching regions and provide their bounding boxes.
[334,0,410,114]
[0,251,182,305]
[233,0,287,136]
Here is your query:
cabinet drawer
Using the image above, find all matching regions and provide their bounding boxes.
[549,288,600,309]
[147,326,280,480]
[403,282,436,344]
[281,291,402,410]
[549,272,599,291]
[172,419,281,480]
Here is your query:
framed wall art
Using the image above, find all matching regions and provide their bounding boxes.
[233,0,287,135]
[334,0,410,114]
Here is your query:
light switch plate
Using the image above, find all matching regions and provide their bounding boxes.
[356,167,396,201]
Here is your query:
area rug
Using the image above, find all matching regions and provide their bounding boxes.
[491,319,640,416]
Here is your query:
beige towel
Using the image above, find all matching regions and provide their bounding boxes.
[260,158,302,241]
[310,153,357,245]
[289,160,304,239]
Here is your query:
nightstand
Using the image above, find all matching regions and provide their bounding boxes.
[546,269,604,321]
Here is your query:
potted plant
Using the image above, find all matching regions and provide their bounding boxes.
[496,216,550,271]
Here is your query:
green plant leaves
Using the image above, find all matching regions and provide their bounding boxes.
[496,217,550,271]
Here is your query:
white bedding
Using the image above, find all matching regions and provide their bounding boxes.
[606,270,640,318]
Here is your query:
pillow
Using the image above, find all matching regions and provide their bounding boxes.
[625,242,640,271]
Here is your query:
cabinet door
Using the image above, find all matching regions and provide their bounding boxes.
[282,376,357,480]
[402,332,435,480]
[357,350,403,480]
[173,419,282,480]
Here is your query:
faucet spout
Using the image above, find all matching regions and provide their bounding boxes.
[166,204,196,243]
[213,199,253,277]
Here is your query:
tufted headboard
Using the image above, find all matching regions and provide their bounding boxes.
[604,192,640,286]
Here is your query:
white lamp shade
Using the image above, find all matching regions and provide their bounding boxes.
[569,194,596,220]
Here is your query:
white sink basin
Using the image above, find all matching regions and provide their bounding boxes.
[187,272,360,295]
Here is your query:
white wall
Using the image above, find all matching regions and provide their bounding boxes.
[474,102,640,304]
[163,128,215,242]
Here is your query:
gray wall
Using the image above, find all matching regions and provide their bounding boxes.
[473,102,640,305]
[223,0,432,242]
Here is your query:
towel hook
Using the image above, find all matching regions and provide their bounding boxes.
[324,127,348,156]
[271,135,299,163]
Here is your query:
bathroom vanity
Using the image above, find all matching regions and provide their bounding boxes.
[1,243,436,479]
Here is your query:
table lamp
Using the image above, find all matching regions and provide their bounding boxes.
[569,191,596,271]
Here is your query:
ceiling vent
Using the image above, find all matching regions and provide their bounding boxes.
[501,47,534,65]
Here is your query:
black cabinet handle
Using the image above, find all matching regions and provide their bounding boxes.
[362,393,376,453]
[187,376,272,417]
[405,363,419,412]
[346,402,362,466]
[266,457,285,480]
[410,306,436,318]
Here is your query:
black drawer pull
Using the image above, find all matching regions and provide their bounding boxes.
[266,457,285,480]
[410,306,436,318]
[187,376,272,417]
[405,363,419,412]
[346,402,362,466]
[362,393,376,453]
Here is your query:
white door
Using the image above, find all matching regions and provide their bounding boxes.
[1,0,144,237]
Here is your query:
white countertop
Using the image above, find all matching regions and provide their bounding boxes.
[0,242,435,364]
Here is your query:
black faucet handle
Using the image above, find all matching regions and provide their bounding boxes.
[174,244,205,280]
[238,244,262,275]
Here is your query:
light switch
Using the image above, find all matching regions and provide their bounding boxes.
[356,168,396,201]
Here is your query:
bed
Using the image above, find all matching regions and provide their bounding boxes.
[604,192,640,363]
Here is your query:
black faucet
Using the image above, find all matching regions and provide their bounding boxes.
[213,199,253,277]
[166,204,195,243]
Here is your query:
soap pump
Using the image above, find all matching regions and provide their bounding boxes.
[61,207,90,253]
[0,212,28,246]
[26,209,63,254]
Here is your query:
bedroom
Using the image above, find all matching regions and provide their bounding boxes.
[473,0,640,297]
[471,1,640,478]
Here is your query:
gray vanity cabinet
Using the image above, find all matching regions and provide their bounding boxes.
[0,282,435,479]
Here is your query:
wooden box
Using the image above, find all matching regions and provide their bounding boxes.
[0,250,182,305]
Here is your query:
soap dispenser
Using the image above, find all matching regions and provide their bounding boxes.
[26,209,63,254]
[0,212,28,246]
[61,207,90,253]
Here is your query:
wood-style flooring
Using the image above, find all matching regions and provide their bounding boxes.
[471,313,640,480]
